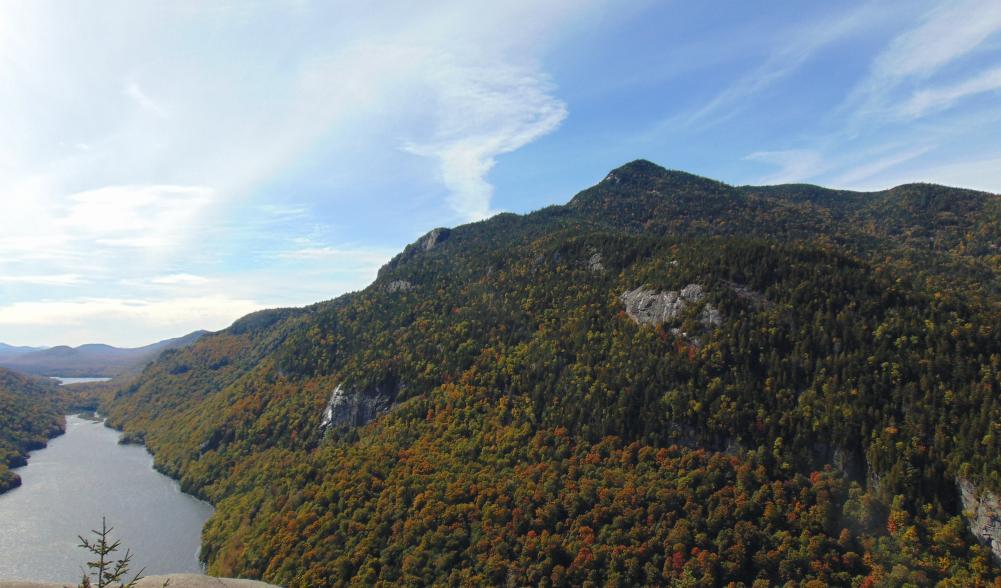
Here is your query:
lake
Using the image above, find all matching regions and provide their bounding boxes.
[0,415,213,583]
[48,376,112,385]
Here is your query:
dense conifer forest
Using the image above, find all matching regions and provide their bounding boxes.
[100,161,1001,585]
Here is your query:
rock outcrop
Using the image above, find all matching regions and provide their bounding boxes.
[620,283,715,326]
[385,279,413,293]
[958,477,1001,563]
[321,383,395,430]
[420,227,450,251]
[585,251,604,272]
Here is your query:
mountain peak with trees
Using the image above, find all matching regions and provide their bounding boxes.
[59,160,1001,585]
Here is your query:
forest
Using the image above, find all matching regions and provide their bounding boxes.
[0,369,65,493]
[99,161,1001,586]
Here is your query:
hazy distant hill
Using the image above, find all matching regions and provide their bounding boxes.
[0,343,48,361]
[0,331,208,377]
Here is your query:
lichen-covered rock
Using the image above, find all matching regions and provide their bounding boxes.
[586,252,604,272]
[958,477,1001,563]
[619,284,709,326]
[386,279,413,293]
[321,383,395,429]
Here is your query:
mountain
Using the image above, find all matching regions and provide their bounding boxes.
[102,161,1001,585]
[0,331,209,378]
[0,343,48,361]
[0,368,65,493]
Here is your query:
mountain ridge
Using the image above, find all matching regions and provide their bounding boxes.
[0,331,210,378]
[97,160,1000,585]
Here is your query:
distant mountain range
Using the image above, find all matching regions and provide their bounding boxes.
[0,331,208,377]
[0,343,48,357]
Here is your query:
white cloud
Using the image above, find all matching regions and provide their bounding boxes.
[150,273,210,285]
[275,244,395,274]
[827,145,934,188]
[0,274,86,286]
[0,296,258,327]
[867,154,1001,193]
[125,81,169,118]
[673,4,884,129]
[849,0,1001,119]
[898,65,1001,119]
[402,59,567,221]
[0,0,605,344]
[870,0,1001,82]
[744,150,827,184]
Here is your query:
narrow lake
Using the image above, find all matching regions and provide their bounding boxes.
[0,415,213,583]
[49,376,112,385]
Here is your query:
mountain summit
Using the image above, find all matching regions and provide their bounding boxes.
[95,162,1000,585]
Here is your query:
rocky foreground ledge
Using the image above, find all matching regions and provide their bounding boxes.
[0,574,278,588]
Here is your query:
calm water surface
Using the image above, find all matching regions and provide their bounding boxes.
[0,415,213,582]
[48,376,112,385]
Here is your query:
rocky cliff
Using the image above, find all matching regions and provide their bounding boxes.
[958,477,1001,562]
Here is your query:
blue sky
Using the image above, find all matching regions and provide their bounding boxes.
[1,0,1000,346]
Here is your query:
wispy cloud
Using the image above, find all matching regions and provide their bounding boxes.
[0,296,258,327]
[671,4,883,130]
[897,65,1001,119]
[150,273,210,285]
[0,274,87,286]
[403,59,567,221]
[848,0,1001,120]
[827,145,934,188]
[125,81,169,118]
[743,150,827,184]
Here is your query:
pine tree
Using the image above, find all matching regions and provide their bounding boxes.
[77,517,145,588]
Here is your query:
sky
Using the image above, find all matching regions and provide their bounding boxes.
[1,0,1000,347]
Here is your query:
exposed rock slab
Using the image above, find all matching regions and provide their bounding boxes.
[620,283,710,326]
[585,251,604,272]
[321,383,395,429]
[958,477,1001,563]
[385,280,413,293]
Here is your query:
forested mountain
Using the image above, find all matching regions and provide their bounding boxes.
[0,331,208,377]
[0,369,65,493]
[102,161,1001,585]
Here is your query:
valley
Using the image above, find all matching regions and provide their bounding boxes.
[73,161,1000,585]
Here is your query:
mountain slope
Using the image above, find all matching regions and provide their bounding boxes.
[0,369,65,493]
[0,331,209,377]
[103,161,1001,585]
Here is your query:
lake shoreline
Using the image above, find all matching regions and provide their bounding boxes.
[0,415,214,581]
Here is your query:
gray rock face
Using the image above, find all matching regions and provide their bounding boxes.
[958,477,1001,563]
[386,279,413,293]
[586,252,604,272]
[321,383,395,430]
[421,228,450,251]
[620,284,712,326]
